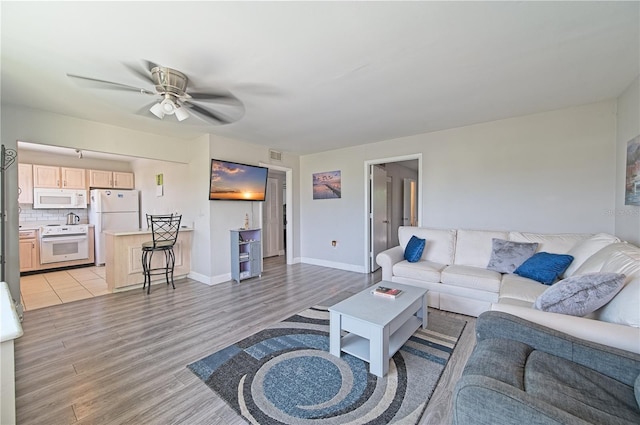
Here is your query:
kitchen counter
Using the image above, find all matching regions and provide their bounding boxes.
[1,282,22,425]
[19,222,94,230]
[102,226,193,236]
[104,228,192,292]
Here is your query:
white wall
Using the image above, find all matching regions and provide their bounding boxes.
[208,135,300,283]
[17,149,133,172]
[1,106,300,303]
[1,105,198,305]
[615,76,640,245]
[130,134,214,280]
[300,101,618,272]
[4,105,194,163]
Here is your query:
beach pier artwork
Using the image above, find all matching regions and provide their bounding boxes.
[313,170,342,199]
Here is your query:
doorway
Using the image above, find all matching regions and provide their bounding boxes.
[260,163,293,265]
[365,155,421,273]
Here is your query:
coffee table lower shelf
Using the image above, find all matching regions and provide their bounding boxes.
[340,316,422,363]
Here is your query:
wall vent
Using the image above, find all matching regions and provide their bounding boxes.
[269,149,282,162]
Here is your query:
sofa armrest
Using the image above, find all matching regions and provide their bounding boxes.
[375,246,404,281]
[453,375,592,425]
[491,303,640,355]
[476,311,640,386]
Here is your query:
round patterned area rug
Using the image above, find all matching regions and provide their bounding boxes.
[187,305,466,424]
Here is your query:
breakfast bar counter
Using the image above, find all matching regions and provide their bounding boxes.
[104,227,193,292]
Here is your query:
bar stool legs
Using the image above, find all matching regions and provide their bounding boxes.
[141,246,176,294]
[141,214,182,294]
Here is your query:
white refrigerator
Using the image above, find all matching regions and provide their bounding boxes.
[89,189,140,265]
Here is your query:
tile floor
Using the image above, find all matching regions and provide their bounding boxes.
[20,266,108,311]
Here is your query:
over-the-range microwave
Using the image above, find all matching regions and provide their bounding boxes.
[33,188,87,209]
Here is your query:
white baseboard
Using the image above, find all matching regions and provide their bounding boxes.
[187,271,231,286]
[299,257,366,273]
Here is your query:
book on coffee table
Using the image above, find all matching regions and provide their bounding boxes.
[372,286,402,298]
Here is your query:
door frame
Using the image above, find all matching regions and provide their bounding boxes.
[259,162,294,265]
[363,154,422,273]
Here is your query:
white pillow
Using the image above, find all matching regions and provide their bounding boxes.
[563,233,620,278]
[595,277,640,327]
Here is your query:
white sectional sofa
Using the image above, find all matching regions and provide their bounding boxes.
[376,226,640,353]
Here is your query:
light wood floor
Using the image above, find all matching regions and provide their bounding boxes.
[14,256,476,425]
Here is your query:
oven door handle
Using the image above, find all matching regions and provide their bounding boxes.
[40,235,88,242]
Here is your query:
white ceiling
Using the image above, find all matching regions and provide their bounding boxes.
[2,2,638,155]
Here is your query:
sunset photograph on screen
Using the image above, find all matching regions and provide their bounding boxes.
[209,159,268,201]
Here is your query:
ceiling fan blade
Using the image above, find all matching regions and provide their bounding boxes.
[123,63,154,85]
[143,60,160,73]
[67,74,155,95]
[187,91,239,103]
[135,101,161,117]
[183,101,232,124]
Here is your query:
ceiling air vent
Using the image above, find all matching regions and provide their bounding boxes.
[269,149,282,162]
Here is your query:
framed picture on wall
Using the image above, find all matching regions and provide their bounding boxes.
[626,135,640,206]
[313,170,341,199]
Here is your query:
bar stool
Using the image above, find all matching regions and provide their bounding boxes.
[142,214,182,294]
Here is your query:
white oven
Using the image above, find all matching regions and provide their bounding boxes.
[33,188,87,209]
[39,225,89,264]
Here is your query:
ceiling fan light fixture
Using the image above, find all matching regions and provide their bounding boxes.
[174,106,190,122]
[150,102,165,119]
[160,98,177,115]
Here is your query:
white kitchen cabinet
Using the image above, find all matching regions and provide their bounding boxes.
[18,164,33,204]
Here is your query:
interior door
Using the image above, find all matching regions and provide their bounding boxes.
[403,178,417,226]
[370,165,388,272]
[262,177,281,258]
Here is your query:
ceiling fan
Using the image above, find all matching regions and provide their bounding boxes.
[67,60,243,125]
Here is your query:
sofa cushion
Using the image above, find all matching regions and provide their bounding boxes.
[514,252,574,285]
[441,265,502,293]
[398,226,456,265]
[499,274,547,304]
[404,235,426,262]
[453,229,509,267]
[462,338,532,389]
[486,239,539,274]
[393,260,445,282]
[562,233,621,278]
[508,231,590,254]
[525,350,640,425]
[534,272,626,317]
[573,242,640,277]
[595,278,640,327]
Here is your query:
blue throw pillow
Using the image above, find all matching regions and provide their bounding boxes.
[514,252,574,285]
[404,236,426,263]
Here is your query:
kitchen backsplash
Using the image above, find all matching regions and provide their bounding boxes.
[19,205,88,223]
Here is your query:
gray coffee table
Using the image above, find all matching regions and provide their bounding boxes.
[328,282,428,377]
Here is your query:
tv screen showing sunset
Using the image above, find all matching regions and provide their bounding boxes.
[209,159,268,201]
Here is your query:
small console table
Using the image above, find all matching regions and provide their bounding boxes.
[230,228,262,282]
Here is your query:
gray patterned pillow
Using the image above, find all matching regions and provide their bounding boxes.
[486,239,538,274]
[534,272,626,317]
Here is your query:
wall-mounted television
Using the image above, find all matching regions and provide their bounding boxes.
[209,158,269,201]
